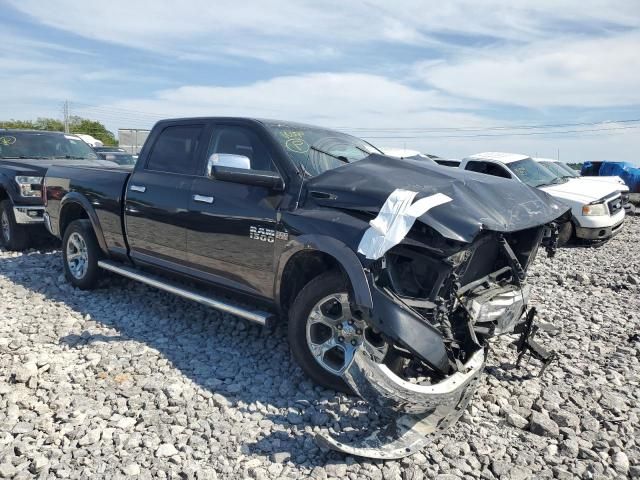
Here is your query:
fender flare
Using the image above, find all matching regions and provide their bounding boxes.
[275,234,373,311]
[59,192,109,254]
[0,174,16,202]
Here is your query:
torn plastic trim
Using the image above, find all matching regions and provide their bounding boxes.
[366,281,451,375]
[357,189,452,260]
[316,348,485,459]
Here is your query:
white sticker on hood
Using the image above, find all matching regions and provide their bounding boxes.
[357,190,452,260]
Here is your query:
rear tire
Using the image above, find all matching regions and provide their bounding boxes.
[62,219,101,290]
[0,200,29,251]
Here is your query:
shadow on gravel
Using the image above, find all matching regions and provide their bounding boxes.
[1,250,366,467]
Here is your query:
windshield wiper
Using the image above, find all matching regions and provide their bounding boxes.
[309,146,349,164]
[0,155,48,159]
[536,178,564,187]
[53,155,90,160]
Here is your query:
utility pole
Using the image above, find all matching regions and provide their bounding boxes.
[557,148,560,161]
[63,100,69,133]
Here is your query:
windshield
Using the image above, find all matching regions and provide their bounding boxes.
[539,161,574,179]
[0,132,98,160]
[554,161,580,177]
[266,124,381,177]
[509,158,563,188]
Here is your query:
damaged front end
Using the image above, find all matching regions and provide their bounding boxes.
[318,219,558,459]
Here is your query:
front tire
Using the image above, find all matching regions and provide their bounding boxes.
[62,219,101,290]
[288,271,391,393]
[0,200,29,251]
[557,220,574,246]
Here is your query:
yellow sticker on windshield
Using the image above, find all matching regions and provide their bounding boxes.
[281,131,309,154]
[0,136,16,146]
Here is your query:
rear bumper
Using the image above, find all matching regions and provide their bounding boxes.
[13,206,45,224]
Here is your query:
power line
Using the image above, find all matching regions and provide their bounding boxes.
[361,124,640,139]
[341,118,640,133]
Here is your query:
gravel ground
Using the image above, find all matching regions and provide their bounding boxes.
[1,218,639,480]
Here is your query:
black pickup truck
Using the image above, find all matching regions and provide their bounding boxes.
[44,117,569,458]
[0,129,118,250]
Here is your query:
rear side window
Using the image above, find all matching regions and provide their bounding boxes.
[485,163,511,178]
[465,161,488,173]
[146,125,204,175]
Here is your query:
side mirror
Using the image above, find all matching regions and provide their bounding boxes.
[207,153,284,191]
[206,153,251,176]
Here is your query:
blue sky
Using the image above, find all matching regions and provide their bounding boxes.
[1,0,639,163]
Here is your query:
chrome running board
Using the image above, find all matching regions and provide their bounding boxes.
[97,260,272,326]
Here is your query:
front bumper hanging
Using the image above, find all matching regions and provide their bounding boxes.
[316,348,485,459]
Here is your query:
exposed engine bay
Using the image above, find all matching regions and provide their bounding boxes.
[317,215,562,459]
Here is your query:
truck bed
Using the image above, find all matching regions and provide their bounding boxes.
[45,164,132,255]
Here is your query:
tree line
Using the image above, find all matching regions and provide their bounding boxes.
[0,117,117,146]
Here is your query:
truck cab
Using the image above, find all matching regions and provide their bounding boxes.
[459,152,625,244]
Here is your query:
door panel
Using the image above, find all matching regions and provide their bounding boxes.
[125,170,193,263]
[124,123,206,266]
[185,177,280,297]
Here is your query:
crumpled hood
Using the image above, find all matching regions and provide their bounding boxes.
[305,154,569,243]
[540,178,621,205]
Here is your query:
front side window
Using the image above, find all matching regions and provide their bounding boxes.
[509,158,562,188]
[0,132,97,160]
[146,125,203,175]
[265,123,380,177]
[207,127,275,172]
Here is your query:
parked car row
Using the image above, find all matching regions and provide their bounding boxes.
[385,148,630,245]
[0,119,608,459]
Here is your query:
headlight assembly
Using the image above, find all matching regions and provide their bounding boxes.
[15,176,43,198]
[582,203,607,216]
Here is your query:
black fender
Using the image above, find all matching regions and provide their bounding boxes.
[275,233,373,311]
[0,173,17,202]
[59,192,109,254]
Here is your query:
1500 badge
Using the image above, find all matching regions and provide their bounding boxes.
[250,226,289,242]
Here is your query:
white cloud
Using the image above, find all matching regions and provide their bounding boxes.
[4,1,640,163]
[98,73,640,164]
[106,72,485,128]
[419,31,640,108]
[8,0,640,62]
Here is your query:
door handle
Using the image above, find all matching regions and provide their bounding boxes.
[130,184,146,193]
[193,194,214,204]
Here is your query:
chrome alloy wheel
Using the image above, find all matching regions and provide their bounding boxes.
[66,232,89,279]
[305,293,389,375]
[1,210,10,243]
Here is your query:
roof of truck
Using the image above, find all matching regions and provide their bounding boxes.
[466,152,531,164]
